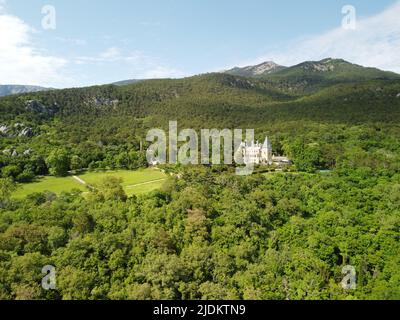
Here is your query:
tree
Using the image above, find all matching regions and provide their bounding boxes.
[0,178,16,207]
[46,149,71,176]
[70,155,84,171]
[287,139,322,173]
[92,177,127,202]
[1,165,21,179]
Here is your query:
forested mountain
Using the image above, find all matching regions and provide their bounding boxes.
[1,59,400,300]
[225,58,400,93]
[0,85,51,97]
[265,58,399,82]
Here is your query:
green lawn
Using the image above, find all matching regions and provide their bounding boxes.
[124,179,167,195]
[12,168,167,199]
[12,176,86,199]
[78,168,167,196]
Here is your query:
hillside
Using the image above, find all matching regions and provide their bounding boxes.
[1,70,398,127]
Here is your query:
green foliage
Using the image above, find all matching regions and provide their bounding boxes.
[91,177,128,202]
[287,139,322,172]
[0,167,399,300]
[0,177,16,206]
[46,149,71,177]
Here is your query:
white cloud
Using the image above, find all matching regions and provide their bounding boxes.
[142,65,185,79]
[76,47,186,79]
[0,10,69,87]
[76,47,136,63]
[238,1,400,73]
[55,36,87,46]
[99,47,121,60]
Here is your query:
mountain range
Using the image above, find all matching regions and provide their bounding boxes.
[0,85,51,97]
[1,58,399,128]
[2,58,399,97]
[223,58,400,92]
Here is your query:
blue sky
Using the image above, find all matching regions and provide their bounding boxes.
[0,0,399,87]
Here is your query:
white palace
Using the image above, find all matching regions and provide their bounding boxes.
[240,138,291,166]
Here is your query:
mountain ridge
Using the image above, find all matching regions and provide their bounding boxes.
[0,85,51,97]
[1,58,399,99]
[224,61,287,77]
[223,58,400,93]
[223,58,400,80]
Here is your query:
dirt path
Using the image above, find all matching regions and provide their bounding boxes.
[72,175,166,191]
[72,175,87,185]
[125,178,167,189]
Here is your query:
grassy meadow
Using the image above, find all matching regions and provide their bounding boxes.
[12,168,167,199]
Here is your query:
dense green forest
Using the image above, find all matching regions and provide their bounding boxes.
[1,166,399,299]
[1,59,400,299]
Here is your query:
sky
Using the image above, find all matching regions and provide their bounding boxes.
[0,0,399,88]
